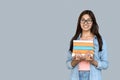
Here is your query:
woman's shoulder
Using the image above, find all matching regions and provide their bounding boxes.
[94,35,107,45]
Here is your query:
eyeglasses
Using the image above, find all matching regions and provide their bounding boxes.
[80,19,93,24]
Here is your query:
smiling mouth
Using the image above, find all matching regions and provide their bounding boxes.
[83,25,89,28]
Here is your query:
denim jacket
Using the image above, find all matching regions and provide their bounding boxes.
[66,35,109,80]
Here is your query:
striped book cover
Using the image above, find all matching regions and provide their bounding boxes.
[72,40,94,57]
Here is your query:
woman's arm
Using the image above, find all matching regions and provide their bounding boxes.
[66,51,74,69]
[66,51,81,69]
[94,39,109,70]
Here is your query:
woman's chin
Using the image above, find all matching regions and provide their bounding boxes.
[82,29,90,31]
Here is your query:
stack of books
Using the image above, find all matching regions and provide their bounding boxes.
[72,40,94,57]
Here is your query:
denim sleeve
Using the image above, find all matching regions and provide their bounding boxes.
[96,39,109,70]
[66,50,74,69]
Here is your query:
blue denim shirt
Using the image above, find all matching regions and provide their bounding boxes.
[66,35,109,80]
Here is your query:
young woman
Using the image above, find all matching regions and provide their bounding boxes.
[66,10,109,80]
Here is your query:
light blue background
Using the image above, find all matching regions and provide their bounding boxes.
[0,0,119,80]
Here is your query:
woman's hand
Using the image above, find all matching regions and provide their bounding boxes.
[85,53,94,62]
[71,54,84,67]
[71,54,98,67]
[84,53,98,67]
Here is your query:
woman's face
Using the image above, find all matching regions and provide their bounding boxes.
[80,14,93,32]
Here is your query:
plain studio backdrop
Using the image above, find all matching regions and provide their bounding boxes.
[0,0,119,80]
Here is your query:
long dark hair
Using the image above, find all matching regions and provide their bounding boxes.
[69,10,103,52]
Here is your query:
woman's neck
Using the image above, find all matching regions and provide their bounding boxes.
[81,31,94,40]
